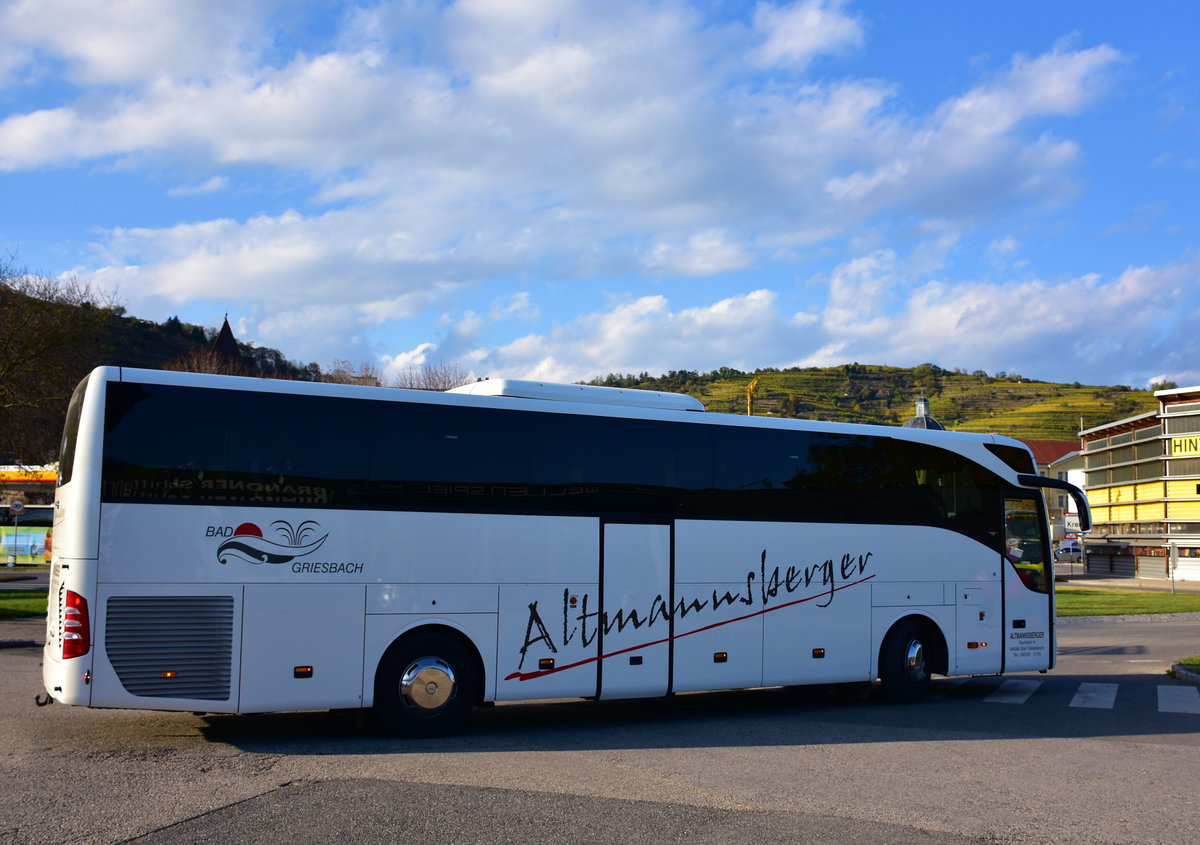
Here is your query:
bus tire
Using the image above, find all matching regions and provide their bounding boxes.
[879,618,932,703]
[374,633,479,737]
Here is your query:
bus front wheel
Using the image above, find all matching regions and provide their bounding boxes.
[879,618,933,703]
[374,633,479,737]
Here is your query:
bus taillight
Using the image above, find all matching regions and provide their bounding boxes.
[62,590,90,659]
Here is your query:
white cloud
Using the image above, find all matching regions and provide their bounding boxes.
[381,342,437,379]
[824,42,1122,216]
[167,176,230,196]
[642,230,752,276]
[752,0,864,70]
[0,0,266,85]
[466,289,786,380]
[391,250,1200,388]
[0,3,1123,275]
[490,292,539,322]
[1,2,1173,391]
[249,301,377,367]
[792,251,1200,386]
[988,236,1019,256]
[0,108,80,170]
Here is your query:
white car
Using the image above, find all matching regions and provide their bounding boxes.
[1054,540,1082,563]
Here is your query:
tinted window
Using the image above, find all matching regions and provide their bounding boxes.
[103,383,369,506]
[986,443,1036,474]
[57,374,90,487]
[369,403,530,509]
[529,413,712,513]
[712,426,1001,550]
[97,380,1004,549]
[368,403,710,513]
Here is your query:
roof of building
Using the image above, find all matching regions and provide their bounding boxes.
[1020,439,1078,466]
[1048,449,1083,469]
[1079,410,1158,440]
[211,316,243,363]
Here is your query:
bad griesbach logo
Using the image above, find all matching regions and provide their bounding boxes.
[214,520,329,565]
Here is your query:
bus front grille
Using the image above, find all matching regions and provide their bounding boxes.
[105,596,234,701]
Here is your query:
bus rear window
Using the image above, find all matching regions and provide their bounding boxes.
[57,374,91,487]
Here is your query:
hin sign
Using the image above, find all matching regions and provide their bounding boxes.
[1172,437,1200,458]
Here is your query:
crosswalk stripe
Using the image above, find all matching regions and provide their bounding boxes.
[1158,686,1200,714]
[934,679,1200,713]
[983,679,1042,704]
[1070,682,1118,709]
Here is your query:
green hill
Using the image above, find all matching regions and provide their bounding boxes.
[589,364,1157,440]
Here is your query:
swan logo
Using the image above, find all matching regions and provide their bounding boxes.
[215,520,329,565]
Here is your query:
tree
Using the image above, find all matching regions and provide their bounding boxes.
[390,362,473,391]
[0,257,120,462]
[323,359,383,386]
[163,347,250,377]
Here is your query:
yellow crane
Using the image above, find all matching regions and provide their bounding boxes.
[743,376,760,416]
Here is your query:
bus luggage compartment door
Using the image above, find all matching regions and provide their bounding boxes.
[954,584,1002,675]
[239,583,366,712]
[598,522,671,700]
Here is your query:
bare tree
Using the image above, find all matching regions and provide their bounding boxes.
[0,257,121,461]
[389,362,473,391]
[163,347,251,376]
[320,359,472,391]
[322,359,383,387]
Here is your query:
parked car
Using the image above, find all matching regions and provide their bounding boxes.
[1054,540,1082,563]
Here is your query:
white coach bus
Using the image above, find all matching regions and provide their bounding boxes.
[42,367,1089,735]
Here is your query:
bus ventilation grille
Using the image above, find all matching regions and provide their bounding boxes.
[105,596,234,701]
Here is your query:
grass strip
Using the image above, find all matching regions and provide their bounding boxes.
[0,589,48,620]
[1056,586,1200,617]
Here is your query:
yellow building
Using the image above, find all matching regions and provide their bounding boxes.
[1081,385,1200,580]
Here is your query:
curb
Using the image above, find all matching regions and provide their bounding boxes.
[1171,664,1200,686]
[0,639,38,649]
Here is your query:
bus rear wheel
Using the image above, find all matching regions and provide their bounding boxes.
[374,633,479,737]
[879,618,932,703]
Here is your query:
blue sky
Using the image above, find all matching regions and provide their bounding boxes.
[2,0,1198,387]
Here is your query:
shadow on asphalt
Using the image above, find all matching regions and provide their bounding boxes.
[198,671,1196,754]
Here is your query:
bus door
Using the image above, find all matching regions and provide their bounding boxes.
[1002,494,1055,671]
[598,521,672,699]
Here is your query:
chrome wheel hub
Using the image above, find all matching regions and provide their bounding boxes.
[400,656,456,712]
[904,638,927,682]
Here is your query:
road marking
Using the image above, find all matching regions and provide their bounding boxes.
[984,679,1041,704]
[1158,686,1200,714]
[1070,682,1118,709]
